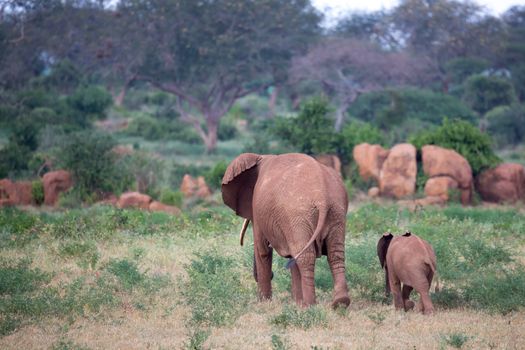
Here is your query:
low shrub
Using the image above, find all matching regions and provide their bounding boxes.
[205,160,228,190]
[181,251,251,327]
[31,180,44,205]
[270,304,327,329]
[160,189,184,208]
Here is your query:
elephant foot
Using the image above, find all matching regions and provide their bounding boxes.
[404,300,415,311]
[331,295,351,309]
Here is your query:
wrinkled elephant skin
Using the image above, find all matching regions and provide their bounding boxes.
[222,153,350,308]
[377,232,437,315]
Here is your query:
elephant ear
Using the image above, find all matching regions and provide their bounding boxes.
[377,232,394,268]
[221,153,262,219]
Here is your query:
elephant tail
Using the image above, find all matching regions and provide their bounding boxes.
[286,206,328,269]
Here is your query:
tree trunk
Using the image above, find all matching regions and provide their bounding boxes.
[268,86,279,117]
[114,87,127,107]
[203,119,218,153]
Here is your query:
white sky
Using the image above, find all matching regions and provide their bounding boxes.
[312,0,524,24]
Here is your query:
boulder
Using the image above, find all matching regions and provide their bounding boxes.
[149,201,181,215]
[0,179,18,206]
[118,192,152,209]
[475,163,525,203]
[180,174,212,198]
[43,170,73,206]
[424,176,459,202]
[0,179,34,206]
[422,145,472,204]
[180,174,198,198]
[379,143,417,199]
[353,143,389,182]
[15,181,33,205]
[314,154,342,177]
[368,187,380,198]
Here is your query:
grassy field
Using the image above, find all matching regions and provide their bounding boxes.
[1,200,524,350]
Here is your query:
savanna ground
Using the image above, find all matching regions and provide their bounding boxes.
[1,200,524,350]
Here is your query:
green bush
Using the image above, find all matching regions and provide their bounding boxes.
[67,85,112,118]
[348,88,476,126]
[205,160,228,190]
[217,119,238,141]
[57,131,131,200]
[125,115,164,140]
[409,118,500,176]
[463,75,517,115]
[160,189,184,208]
[273,97,338,155]
[445,57,489,85]
[181,251,251,327]
[270,304,327,329]
[486,104,525,147]
[337,121,384,165]
[31,180,44,205]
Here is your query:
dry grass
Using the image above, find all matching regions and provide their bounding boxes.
[1,204,524,350]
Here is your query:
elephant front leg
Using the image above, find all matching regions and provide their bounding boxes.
[254,238,273,301]
[290,264,303,305]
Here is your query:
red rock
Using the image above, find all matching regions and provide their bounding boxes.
[15,181,33,205]
[422,145,472,204]
[180,174,212,198]
[368,187,380,198]
[149,201,181,215]
[379,143,417,199]
[118,192,152,209]
[476,163,525,203]
[353,143,389,182]
[43,170,73,206]
[0,179,18,206]
[424,176,459,201]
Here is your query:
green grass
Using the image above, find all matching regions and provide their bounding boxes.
[0,202,524,345]
[270,304,328,329]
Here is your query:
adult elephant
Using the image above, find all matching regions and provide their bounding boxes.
[221,153,350,308]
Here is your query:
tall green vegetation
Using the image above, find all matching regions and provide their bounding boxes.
[274,98,384,165]
[57,132,130,201]
[410,119,500,175]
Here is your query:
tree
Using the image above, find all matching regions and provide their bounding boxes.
[463,75,516,116]
[113,0,321,152]
[390,0,505,90]
[501,6,525,101]
[290,38,431,131]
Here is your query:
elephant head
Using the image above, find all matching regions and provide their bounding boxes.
[221,153,263,220]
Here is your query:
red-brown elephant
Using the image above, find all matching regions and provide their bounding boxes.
[222,153,350,308]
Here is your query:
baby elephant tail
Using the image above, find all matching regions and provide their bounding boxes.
[433,272,441,293]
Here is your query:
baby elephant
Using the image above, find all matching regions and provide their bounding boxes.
[377,231,437,315]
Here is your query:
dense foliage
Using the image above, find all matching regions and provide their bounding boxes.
[410,119,501,175]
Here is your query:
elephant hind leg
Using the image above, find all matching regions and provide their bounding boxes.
[326,248,350,309]
[296,251,316,307]
[402,284,414,311]
[389,273,403,310]
[290,264,303,305]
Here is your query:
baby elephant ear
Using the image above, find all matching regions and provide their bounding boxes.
[377,232,394,268]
